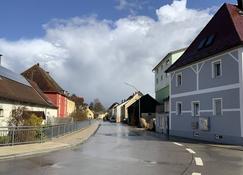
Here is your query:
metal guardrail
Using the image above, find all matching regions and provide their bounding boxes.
[0,120,93,146]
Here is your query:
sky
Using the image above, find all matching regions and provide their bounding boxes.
[0,0,237,107]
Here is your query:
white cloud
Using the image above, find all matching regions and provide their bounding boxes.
[0,0,213,106]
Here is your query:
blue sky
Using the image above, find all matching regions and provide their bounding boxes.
[0,0,236,40]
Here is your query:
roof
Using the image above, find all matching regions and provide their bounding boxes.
[166,3,243,72]
[108,102,119,110]
[0,65,30,86]
[152,48,187,71]
[128,94,160,109]
[126,91,143,101]
[0,73,56,108]
[21,64,64,94]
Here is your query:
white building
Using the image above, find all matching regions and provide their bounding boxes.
[0,64,58,126]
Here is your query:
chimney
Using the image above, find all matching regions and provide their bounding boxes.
[238,0,243,9]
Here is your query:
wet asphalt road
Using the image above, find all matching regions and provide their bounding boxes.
[1,122,243,175]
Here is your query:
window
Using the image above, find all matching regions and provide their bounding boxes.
[176,73,182,87]
[176,102,182,115]
[205,34,215,47]
[213,98,222,116]
[156,78,158,84]
[192,102,200,116]
[166,59,170,65]
[212,60,222,78]
[161,75,163,80]
[197,38,207,50]
[0,108,3,117]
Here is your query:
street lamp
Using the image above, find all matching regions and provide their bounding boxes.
[124,82,141,127]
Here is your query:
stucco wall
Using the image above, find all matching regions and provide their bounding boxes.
[169,48,242,144]
[0,100,58,127]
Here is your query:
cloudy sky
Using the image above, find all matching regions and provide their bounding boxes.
[0,0,236,107]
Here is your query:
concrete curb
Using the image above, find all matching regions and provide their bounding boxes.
[0,122,100,161]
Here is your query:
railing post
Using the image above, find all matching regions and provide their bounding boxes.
[64,124,66,135]
[51,126,54,139]
[58,125,60,137]
[11,128,15,146]
[40,126,43,143]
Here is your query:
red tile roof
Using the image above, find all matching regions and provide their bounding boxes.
[21,64,64,95]
[166,3,243,72]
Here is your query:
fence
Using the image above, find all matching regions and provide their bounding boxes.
[0,120,93,146]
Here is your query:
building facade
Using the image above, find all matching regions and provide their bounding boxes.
[153,48,186,111]
[166,2,243,144]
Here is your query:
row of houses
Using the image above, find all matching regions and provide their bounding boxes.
[0,61,78,127]
[108,91,159,128]
[153,1,243,145]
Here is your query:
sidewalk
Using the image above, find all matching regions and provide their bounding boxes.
[0,122,100,160]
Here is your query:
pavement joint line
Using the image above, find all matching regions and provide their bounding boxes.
[195,157,204,166]
[186,148,196,154]
[173,142,183,146]
[192,173,201,175]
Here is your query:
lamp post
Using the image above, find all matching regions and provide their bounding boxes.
[124,82,141,127]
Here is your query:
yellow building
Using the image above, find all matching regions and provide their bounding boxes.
[67,98,76,116]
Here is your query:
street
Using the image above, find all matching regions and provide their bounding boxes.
[1,122,243,175]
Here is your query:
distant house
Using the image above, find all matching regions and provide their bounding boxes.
[22,63,70,118]
[127,94,160,127]
[0,64,57,126]
[67,97,76,116]
[108,102,119,119]
[166,2,243,144]
[121,91,143,122]
[114,100,128,123]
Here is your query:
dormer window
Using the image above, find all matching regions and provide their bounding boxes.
[197,34,216,50]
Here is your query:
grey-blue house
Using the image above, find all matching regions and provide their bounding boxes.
[166,1,243,145]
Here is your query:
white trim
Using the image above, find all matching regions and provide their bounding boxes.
[200,109,213,113]
[171,72,175,80]
[213,98,223,116]
[190,65,197,74]
[176,101,182,115]
[212,59,222,79]
[171,83,239,98]
[191,101,200,117]
[239,48,243,137]
[168,47,238,73]
[198,62,205,73]
[176,72,182,87]
[222,108,240,112]
[169,74,172,129]
[228,52,239,63]
[182,110,192,113]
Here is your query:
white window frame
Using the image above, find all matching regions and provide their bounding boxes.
[213,98,223,116]
[176,102,182,116]
[176,72,182,87]
[212,59,222,78]
[191,101,200,117]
